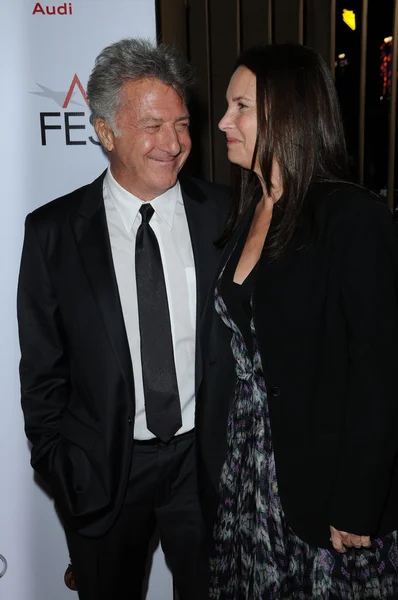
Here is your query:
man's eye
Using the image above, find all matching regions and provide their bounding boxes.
[177,122,190,131]
[146,125,161,131]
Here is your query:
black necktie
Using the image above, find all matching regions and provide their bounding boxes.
[135,203,182,442]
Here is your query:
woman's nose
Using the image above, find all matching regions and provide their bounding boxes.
[218,110,232,132]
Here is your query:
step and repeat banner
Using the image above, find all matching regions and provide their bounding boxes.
[0,2,174,598]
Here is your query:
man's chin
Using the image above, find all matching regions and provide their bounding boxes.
[148,174,179,197]
[147,159,187,194]
[156,170,180,186]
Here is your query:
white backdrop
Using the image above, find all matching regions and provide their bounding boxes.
[0,1,174,598]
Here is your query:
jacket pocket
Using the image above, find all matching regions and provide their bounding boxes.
[59,410,100,452]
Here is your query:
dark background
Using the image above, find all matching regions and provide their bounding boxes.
[156,0,398,213]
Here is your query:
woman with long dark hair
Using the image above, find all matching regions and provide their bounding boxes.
[196,43,398,599]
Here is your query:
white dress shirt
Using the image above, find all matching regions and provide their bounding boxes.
[103,169,196,439]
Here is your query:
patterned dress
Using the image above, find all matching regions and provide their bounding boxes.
[209,231,398,600]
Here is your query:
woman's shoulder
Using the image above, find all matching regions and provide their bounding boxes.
[308,180,393,231]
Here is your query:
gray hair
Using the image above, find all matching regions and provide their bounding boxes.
[87,38,195,130]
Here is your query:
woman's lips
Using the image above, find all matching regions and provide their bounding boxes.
[226,137,241,145]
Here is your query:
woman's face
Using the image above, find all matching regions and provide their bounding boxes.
[218,66,259,174]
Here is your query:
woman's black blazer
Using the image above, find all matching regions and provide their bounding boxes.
[196,181,398,549]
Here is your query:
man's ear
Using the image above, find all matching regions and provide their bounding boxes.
[94,119,115,152]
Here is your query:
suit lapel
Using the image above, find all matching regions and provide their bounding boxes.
[181,178,215,324]
[181,177,222,393]
[70,172,134,398]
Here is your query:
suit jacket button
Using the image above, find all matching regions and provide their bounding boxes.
[270,386,281,397]
[128,417,132,426]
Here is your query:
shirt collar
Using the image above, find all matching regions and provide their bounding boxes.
[104,168,180,232]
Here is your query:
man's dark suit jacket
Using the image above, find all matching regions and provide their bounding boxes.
[17,171,230,538]
[196,181,398,549]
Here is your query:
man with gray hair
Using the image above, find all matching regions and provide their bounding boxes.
[17,38,229,599]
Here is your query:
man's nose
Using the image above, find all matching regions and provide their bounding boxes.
[160,127,181,155]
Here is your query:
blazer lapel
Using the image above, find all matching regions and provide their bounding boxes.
[218,202,257,276]
[199,196,258,336]
[70,172,134,398]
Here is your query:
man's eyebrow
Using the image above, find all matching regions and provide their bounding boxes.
[140,117,163,124]
[139,115,190,124]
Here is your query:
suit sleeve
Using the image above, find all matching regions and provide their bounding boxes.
[329,202,398,535]
[17,214,69,480]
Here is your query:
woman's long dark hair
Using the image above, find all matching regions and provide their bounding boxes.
[220,43,349,258]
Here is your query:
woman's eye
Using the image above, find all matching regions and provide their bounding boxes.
[237,102,248,110]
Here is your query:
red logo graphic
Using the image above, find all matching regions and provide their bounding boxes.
[63,74,89,108]
[30,75,88,108]
[32,2,73,15]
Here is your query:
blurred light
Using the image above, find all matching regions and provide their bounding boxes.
[342,9,356,31]
[338,53,346,59]
[384,36,393,43]
[380,40,393,98]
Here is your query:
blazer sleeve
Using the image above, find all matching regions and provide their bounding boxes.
[328,201,398,535]
[17,213,69,480]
